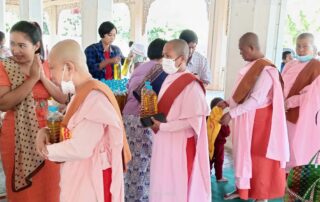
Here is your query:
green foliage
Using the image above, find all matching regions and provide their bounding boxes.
[299,11,310,31]
[147,24,183,43]
[287,15,298,43]
[285,9,320,47]
[113,16,130,41]
[61,11,81,37]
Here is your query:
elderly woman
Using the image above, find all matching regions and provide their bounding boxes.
[282,33,320,171]
[0,21,66,202]
[84,21,124,80]
[123,38,166,202]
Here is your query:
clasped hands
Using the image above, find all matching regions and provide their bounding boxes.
[29,54,45,82]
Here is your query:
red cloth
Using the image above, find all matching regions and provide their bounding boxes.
[186,137,196,185]
[103,168,112,202]
[158,73,205,116]
[156,73,201,194]
[238,105,286,200]
[156,73,201,185]
[104,51,113,80]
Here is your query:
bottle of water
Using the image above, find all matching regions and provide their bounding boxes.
[141,81,158,117]
[47,105,63,143]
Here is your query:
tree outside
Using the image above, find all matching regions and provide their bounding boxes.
[284,0,320,51]
[59,9,81,37]
[146,0,209,56]
[147,22,183,43]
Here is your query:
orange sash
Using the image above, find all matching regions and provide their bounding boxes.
[61,79,131,171]
[232,58,276,104]
[286,59,320,123]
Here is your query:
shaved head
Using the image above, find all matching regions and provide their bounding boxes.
[162,39,190,72]
[239,32,260,50]
[48,39,92,87]
[297,33,314,44]
[238,32,264,61]
[49,39,88,71]
[166,39,189,59]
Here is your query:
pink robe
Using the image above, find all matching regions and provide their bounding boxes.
[149,72,211,202]
[47,91,124,202]
[282,60,320,168]
[228,60,289,189]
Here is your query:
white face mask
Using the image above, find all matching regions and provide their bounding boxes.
[162,58,179,74]
[61,66,75,95]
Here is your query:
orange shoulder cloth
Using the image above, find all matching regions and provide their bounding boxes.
[286,59,320,123]
[232,58,277,104]
[62,79,132,171]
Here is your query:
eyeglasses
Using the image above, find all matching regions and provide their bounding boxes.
[316,109,320,125]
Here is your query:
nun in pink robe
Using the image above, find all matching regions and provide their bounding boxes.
[149,72,211,202]
[226,60,289,200]
[282,60,320,169]
[46,91,125,202]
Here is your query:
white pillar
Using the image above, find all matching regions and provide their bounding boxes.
[47,6,58,35]
[97,0,112,27]
[207,0,229,91]
[81,0,113,49]
[19,0,43,28]
[0,0,5,32]
[224,0,287,98]
[129,1,144,43]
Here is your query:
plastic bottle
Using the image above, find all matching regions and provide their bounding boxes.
[47,105,63,143]
[113,63,121,80]
[141,81,158,117]
[121,58,131,76]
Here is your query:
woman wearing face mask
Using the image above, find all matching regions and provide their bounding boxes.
[85,21,124,80]
[282,33,320,171]
[149,39,211,202]
[0,21,66,202]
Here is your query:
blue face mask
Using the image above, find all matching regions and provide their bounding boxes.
[295,54,313,62]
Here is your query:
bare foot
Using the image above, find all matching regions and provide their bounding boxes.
[224,190,239,200]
